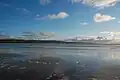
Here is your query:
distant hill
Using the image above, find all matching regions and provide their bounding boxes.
[0,39,95,44]
[0,39,64,43]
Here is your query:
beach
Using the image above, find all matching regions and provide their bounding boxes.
[1,43,120,80]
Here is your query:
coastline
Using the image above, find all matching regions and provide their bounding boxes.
[0,39,120,45]
[0,39,95,44]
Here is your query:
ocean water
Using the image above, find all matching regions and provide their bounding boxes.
[1,43,120,80]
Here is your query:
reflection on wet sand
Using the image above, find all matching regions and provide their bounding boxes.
[88,65,120,80]
[1,43,120,80]
[0,56,73,80]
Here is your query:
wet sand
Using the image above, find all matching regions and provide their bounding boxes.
[88,65,120,80]
[0,57,74,80]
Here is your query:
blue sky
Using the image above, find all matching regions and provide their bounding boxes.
[0,0,120,39]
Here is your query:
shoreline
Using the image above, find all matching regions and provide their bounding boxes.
[0,39,120,45]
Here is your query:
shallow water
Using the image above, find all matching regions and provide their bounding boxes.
[1,43,120,80]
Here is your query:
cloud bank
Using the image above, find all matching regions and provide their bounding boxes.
[71,0,119,8]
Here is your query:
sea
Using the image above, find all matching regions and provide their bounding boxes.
[1,43,120,80]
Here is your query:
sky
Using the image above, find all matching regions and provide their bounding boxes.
[1,0,120,39]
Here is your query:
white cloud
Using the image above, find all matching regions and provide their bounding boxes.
[40,32,55,36]
[94,13,115,22]
[71,0,119,8]
[40,0,51,5]
[3,3,10,6]
[35,14,48,20]
[100,31,111,34]
[100,31,120,36]
[16,8,29,13]
[22,8,29,13]
[0,2,10,7]
[80,22,88,25]
[36,14,40,17]
[35,12,69,20]
[39,32,55,39]
[48,12,69,20]
[70,0,82,3]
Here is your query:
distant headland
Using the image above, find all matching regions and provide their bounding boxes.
[0,39,95,44]
[0,39,120,45]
